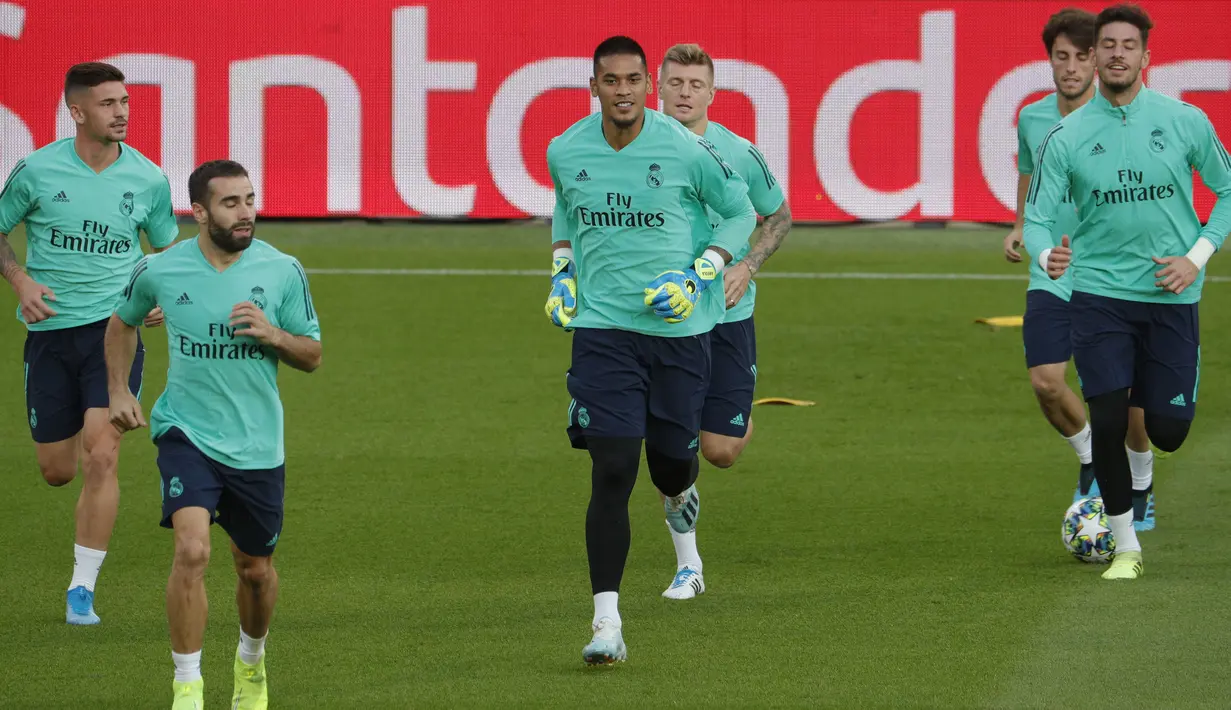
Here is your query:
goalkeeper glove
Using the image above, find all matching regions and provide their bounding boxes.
[643,251,722,323]
[545,252,577,328]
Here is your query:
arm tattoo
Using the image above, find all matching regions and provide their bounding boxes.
[0,235,21,283]
[742,203,793,275]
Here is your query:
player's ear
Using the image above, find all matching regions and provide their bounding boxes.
[190,203,208,226]
[589,77,599,98]
[68,103,85,125]
[1141,47,1150,70]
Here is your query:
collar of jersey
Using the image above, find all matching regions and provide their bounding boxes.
[193,236,249,273]
[67,140,125,176]
[1091,85,1150,117]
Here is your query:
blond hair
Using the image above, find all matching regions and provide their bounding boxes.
[661,43,715,80]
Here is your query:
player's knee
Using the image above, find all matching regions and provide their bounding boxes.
[81,444,119,481]
[1028,368,1068,402]
[36,445,78,486]
[701,436,744,469]
[646,447,697,497]
[173,536,211,576]
[701,444,736,469]
[1087,389,1131,437]
[235,555,276,589]
[587,437,641,500]
[1144,413,1190,453]
[38,460,76,487]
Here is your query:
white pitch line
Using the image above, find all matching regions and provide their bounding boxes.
[303,267,1231,283]
[303,267,1029,281]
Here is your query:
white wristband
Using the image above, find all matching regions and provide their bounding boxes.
[701,248,726,274]
[1186,237,1216,270]
[553,247,574,261]
[1038,248,1052,271]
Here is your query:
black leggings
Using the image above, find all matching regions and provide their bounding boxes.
[584,437,699,594]
[1088,389,1190,516]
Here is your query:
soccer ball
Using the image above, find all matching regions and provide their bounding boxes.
[1062,497,1116,563]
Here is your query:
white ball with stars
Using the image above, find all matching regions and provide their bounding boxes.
[1062,497,1116,564]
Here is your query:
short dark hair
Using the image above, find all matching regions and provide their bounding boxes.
[189,160,250,206]
[593,36,646,76]
[64,62,125,104]
[1042,8,1096,55]
[1096,4,1153,46]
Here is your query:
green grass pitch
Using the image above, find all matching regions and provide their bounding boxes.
[1,222,1230,708]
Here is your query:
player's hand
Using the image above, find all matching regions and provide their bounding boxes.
[230,301,280,346]
[1153,255,1200,295]
[1003,228,1024,263]
[108,389,146,433]
[1047,235,1071,279]
[723,260,753,309]
[11,273,57,324]
[142,306,165,328]
[545,256,577,328]
[644,255,720,323]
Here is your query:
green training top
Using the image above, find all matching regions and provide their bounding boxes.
[0,139,179,330]
[1024,87,1231,304]
[115,238,321,470]
[548,108,756,337]
[1017,93,1079,301]
[701,120,786,323]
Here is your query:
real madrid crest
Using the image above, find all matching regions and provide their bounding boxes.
[120,191,134,216]
[1149,128,1165,153]
[248,285,267,310]
[646,163,663,189]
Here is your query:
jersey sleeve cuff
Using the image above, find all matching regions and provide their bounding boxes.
[1187,237,1217,269]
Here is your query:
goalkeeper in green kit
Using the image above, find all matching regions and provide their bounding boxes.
[1024,4,1231,581]
[543,35,756,664]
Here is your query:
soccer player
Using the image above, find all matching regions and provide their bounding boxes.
[1003,8,1154,519]
[0,62,179,624]
[655,43,792,600]
[544,36,756,663]
[105,160,321,708]
[1025,4,1231,580]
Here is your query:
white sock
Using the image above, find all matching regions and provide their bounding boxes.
[172,649,202,683]
[1107,511,1141,553]
[238,628,266,666]
[1065,423,1093,465]
[1128,446,1154,491]
[69,544,107,593]
[593,592,620,627]
[667,520,702,572]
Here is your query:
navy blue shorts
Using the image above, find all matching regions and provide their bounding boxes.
[566,328,711,460]
[1070,291,1199,420]
[1022,289,1072,368]
[23,318,144,443]
[701,316,756,437]
[155,427,286,557]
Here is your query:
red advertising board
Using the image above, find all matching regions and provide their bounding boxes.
[1,0,1228,220]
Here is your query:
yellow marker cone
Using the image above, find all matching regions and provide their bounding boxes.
[752,397,816,407]
[975,315,1024,328]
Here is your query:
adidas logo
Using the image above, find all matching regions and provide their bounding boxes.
[1170,393,1186,406]
[575,170,591,182]
[52,190,70,202]
[729,413,745,426]
[1089,143,1106,156]
[689,577,702,594]
[175,292,192,305]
